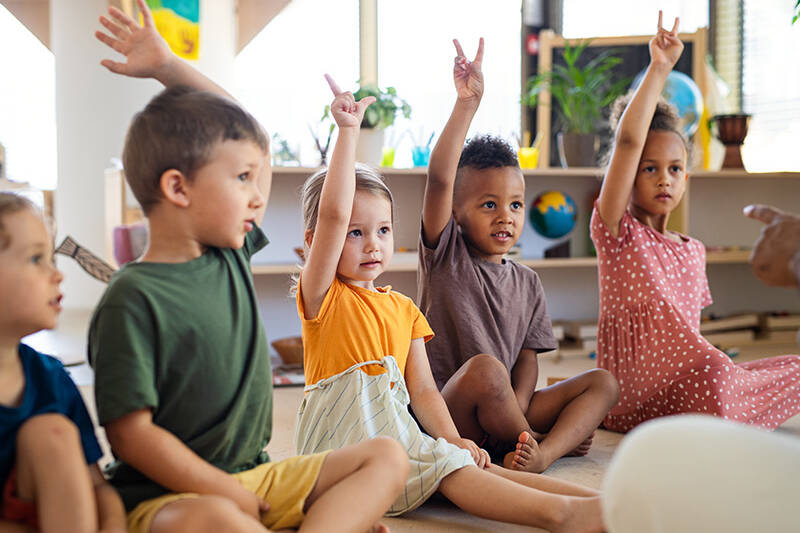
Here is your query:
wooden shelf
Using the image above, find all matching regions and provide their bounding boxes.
[251,249,754,275]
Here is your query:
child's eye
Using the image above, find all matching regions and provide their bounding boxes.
[482,201,496,209]
[511,201,523,210]
[348,229,362,237]
[237,172,249,182]
[378,226,391,235]
[29,254,42,265]
[642,166,655,173]
[670,165,683,173]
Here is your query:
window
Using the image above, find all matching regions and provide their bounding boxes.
[562,0,708,38]
[741,0,800,171]
[233,0,359,168]
[377,1,521,167]
[0,5,57,190]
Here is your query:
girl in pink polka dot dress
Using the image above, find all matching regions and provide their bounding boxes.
[591,13,800,433]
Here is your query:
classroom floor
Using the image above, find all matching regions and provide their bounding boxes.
[77,344,800,533]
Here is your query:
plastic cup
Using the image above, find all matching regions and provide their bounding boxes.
[412,146,431,167]
[518,147,539,169]
[381,147,396,167]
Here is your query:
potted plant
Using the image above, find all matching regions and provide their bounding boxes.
[323,83,411,166]
[524,40,629,167]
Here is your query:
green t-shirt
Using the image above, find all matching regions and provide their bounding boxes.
[89,227,272,511]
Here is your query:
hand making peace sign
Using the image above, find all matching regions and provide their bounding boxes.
[453,38,484,103]
[649,10,683,69]
[324,74,376,129]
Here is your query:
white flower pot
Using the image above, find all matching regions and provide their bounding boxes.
[356,128,385,167]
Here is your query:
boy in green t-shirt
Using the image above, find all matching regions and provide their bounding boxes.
[89,2,408,533]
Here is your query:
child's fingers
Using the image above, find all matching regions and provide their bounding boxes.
[670,16,680,34]
[357,95,376,110]
[744,204,782,224]
[99,15,128,40]
[108,6,139,32]
[657,10,663,32]
[100,59,126,75]
[453,39,465,59]
[473,37,485,66]
[324,74,342,96]
[136,0,155,28]
[95,31,124,54]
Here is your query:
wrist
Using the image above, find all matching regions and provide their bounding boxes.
[454,97,481,112]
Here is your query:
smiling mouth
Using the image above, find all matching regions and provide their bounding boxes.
[492,231,513,240]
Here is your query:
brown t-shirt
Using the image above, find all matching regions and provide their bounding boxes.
[417,215,557,390]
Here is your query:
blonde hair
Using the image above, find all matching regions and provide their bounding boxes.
[291,164,394,294]
[0,192,39,250]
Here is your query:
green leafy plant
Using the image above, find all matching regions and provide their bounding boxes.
[524,41,630,135]
[324,83,412,129]
[794,0,799,24]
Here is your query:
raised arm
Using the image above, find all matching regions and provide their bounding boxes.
[422,38,484,247]
[597,12,683,236]
[300,76,375,319]
[95,0,230,98]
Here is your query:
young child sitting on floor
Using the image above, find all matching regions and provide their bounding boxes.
[0,193,127,533]
[294,73,604,533]
[417,38,619,473]
[593,11,800,432]
[89,2,407,533]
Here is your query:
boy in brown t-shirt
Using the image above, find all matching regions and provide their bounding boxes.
[417,38,619,473]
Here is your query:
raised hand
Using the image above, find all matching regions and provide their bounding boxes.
[324,74,376,129]
[453,38,484,103]
[95,0,174,79]
[744,204,800,287]
[649,10,683,68]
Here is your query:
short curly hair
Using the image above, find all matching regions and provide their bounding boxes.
[458,134,519,170]
[601,91,694,168]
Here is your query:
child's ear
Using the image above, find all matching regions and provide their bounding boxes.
[159,169,191,208]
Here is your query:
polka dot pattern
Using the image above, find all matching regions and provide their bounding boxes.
[590,207,800,432]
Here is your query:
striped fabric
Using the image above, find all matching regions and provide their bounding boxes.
[295,356,474,515]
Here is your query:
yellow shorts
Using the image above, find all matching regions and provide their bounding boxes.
[126,451,330,533]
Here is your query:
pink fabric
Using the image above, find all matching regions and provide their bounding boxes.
[591,206,800,432]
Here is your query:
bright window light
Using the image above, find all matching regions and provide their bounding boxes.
[0,4,57,189]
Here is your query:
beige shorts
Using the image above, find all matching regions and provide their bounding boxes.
[126,451,330,533]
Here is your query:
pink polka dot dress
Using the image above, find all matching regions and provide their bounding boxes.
[590,207,800,432]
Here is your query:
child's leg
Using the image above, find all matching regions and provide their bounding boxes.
[483,463,598,498]
[300,437,408,533]
[149,496,266,533]
[513,368,619,473]
[438,465,604,533]
[440,354,532,444]
[15,414,98,533]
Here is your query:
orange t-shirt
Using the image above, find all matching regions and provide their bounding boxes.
[297,276,434,387]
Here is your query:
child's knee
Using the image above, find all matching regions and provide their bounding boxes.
[461,354,509,392]
[589,368,620,402]
[153,496,243,533]
[17,413,82,457]
[367,437,409,482]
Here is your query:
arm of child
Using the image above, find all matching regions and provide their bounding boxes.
[300,76,375,319]
[405,338,490,468]
[596,11,683,237]
[510,348,539,414]
[422,38,484,248]
[104,409,269,521]
[89,464,127,533]
[95,0,272,225]
[95,0,231,98]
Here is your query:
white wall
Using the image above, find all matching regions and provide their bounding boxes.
[52,0,236,310]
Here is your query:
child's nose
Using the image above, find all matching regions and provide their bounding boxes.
[53,267,64,283]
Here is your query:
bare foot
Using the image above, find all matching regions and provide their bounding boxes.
[502,431,548,473]
[366,523,390,533]
[566,431,595,457]
[551,496,604,533]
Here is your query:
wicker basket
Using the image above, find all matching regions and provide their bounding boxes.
[271,336,304,366]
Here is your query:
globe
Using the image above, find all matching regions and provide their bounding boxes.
[632,70,704,136]
[529,191,577,239]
